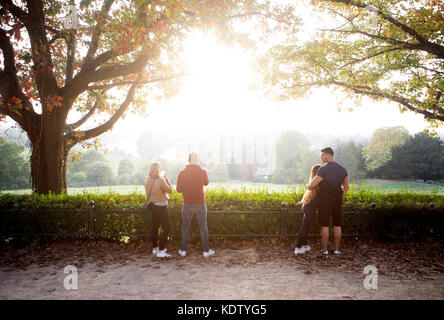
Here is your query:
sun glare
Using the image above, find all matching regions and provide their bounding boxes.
[166,33,270,134]
[101,32,437,157]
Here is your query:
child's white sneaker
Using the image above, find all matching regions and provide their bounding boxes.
[178,249,187,257]
[203,249,215,257]
[157,249,171,258]
[294,247,305,255]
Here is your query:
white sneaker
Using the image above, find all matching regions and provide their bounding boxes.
[152,247,159,255]
[321,250,328,256]
[333,250,341,256]
[156,249,171,258]
[302,245,311,253]
[294,247,305,255]
[178,249,187,257]
[203,249,215,257]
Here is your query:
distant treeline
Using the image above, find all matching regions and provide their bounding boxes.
[0,126,443,190]
[270,126,444,184]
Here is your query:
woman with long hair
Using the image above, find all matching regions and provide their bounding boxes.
[294,164,322,255]
[145,162,172,258]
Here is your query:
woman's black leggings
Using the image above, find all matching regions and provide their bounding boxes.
[149,204,171,250]
[296,202,317,248]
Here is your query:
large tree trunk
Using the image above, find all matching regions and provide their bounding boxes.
[30,112,69,194]
[30,140,68,194]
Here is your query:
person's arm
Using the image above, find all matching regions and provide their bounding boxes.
[341,176,349,197]
[203,169,209,186]
[161,175,173,194]
[307,175,323,190]
[144,178,150,200]
[176,172,183,193]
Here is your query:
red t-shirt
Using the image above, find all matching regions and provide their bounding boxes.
[176,164,209,204]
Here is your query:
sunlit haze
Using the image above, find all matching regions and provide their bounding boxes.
[2,4,442,159]
[96,31,440,156]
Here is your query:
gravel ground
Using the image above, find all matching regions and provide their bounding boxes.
[1,238,443,300]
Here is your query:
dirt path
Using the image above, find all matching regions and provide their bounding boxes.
[1,239,443,300]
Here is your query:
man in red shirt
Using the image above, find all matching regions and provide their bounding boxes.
[176,152,214,257]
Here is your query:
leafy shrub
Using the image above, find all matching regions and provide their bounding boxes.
[0,186,443,247]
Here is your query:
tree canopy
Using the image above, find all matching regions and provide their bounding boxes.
[262,0,443,128]
[362,126,410,171]
[0,136,30,190]
[379,132,444,180]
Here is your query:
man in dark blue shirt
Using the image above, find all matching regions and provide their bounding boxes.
[307,147,349,256]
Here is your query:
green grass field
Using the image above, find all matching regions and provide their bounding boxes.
[351,179,444,194]
[1,179,443,195]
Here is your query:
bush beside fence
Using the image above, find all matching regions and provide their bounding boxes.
[1,189,443,247]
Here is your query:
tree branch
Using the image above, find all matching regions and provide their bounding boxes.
[79,0,115,73]
[24,0,60,106]
[1,0,29,23]
[85,73,187,91]
[78,46,136,77]
[69,53,151,98]
[331,80,444,121]
[0,28,37,116]
[0,28,16,75]
[0,101,24,127]
[65,30,76,85]
[65,79,140,145]
[319,0,444,59]
[322,0,430,43]
[45,25,68,44]
[335,46,402,70]
[326,6,360,30]
[65,91,106,131]
[82,82,138,141]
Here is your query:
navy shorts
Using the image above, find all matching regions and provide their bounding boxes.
[318,194,343,227]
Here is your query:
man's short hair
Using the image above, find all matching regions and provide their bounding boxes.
[188,152,199,164]
[321,147,334,156]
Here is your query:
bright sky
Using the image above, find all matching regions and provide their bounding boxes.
[101,31,440,156]
[103,0,442,155]
[2,0,442,157]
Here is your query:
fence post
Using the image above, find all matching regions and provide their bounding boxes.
[280,202,288,238]
[369,202,377,239]
[88,200,95,240]
[1,209,5,239]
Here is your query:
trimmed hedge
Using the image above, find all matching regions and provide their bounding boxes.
[1,184,443,210]
[1,187,443,247]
